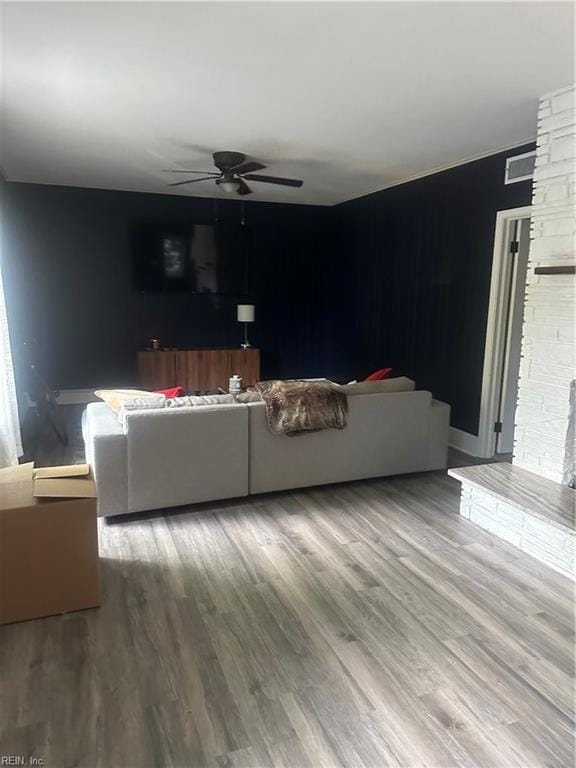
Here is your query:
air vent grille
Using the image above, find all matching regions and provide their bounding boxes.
[505,151,536,184]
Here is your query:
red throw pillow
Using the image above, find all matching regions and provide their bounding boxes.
[364,368,392,381]
[154,386,184,398]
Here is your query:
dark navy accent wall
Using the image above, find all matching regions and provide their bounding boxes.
[0,182,335,388]
[1,142,534,434]
[334,143,535,434]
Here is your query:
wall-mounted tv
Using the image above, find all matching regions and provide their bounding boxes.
[133,222,250,294]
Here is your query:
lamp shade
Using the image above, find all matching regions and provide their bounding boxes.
[237,304,255,323]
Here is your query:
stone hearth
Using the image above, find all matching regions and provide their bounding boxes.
[449,463,574,578]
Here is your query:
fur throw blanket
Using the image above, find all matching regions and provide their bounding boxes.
[254,379,348,436]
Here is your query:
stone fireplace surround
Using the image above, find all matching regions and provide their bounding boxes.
[451,83,575,579]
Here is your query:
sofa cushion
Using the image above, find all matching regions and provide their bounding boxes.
[94,388,157,414]
[166,394,235,407]
[340,377,415,396]
[119,395,167,428]
[121,395,166,412]
[236,391,262,403]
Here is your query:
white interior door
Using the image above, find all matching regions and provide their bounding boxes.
[496,217,530,455]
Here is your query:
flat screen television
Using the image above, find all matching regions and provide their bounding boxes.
[133,222,250,294]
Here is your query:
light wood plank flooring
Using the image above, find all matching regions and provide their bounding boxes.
[1,459,574,768]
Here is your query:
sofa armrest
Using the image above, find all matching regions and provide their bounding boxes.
[427,399,450,470]
[83,403,128,516]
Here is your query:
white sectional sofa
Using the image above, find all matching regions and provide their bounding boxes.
[83,382,450,517]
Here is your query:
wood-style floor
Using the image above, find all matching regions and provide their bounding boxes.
[1,411,574,767]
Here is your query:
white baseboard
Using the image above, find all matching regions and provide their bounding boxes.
[55,389,99,405]
[449,427,482,457]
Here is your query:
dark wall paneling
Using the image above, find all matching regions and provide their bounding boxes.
[2,142,534,435]
[0,181,333,390]
[334,143,535,434]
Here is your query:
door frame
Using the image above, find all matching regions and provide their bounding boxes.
[477,206,531,458]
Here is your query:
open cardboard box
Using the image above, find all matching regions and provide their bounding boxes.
[0,462,100,625]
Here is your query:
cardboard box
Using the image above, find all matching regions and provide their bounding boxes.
[0,462,100,625]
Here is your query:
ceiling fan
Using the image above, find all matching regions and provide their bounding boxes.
[164,151,303,196]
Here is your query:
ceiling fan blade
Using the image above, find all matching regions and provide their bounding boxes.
[237,179,253,196]
[163,169,217,174]
[213,151,246,172]
[243,174,303,188]
[234,160,266,175]
[168,176,216,187]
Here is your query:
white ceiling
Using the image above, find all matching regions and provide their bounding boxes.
[1,2,574,206]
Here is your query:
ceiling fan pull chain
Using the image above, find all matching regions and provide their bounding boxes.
[241,201,246,226]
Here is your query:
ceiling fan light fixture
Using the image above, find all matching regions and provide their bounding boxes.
[164,151,303,195]
[217,178,241,194]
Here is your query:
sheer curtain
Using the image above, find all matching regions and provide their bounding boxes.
[0,228,22,467]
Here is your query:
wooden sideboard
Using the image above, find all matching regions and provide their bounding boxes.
[138,348,261,392]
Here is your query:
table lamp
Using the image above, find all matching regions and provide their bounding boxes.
[237,304,255,349]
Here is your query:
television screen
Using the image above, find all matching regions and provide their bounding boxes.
[133,222,250,294]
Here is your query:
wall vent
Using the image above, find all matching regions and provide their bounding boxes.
[505,150,536,185]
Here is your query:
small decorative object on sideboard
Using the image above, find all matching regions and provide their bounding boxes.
[149,338,161,351]
[229,374,243,395]
[237,304,255,349]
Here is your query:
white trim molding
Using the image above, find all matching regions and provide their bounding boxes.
[449,427,482,457]
[477,206,532,459]
[341,138,535,205]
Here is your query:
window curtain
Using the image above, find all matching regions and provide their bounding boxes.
[0,227,22,467]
